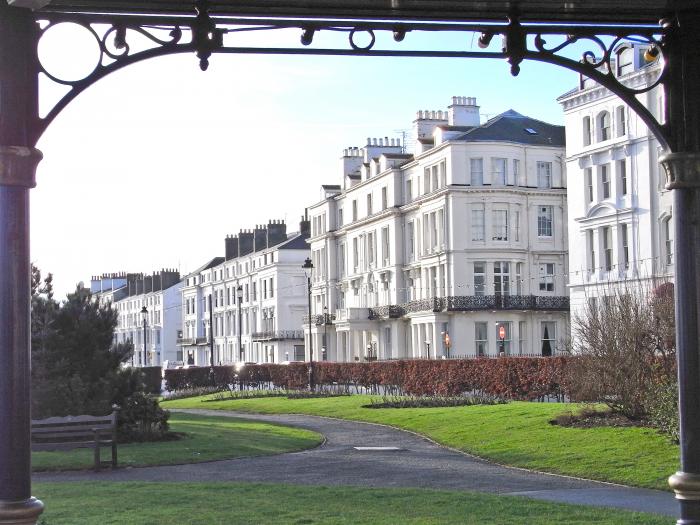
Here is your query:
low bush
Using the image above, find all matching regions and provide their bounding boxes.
[164,386,227,400]
[364,394,505,409]
[118,392,171,442]
[645,379,680,443]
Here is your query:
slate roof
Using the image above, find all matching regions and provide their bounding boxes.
[278,233,310,250]
[455,110,565,147]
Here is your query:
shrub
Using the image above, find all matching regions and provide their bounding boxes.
[645,379,680,443]
[569,283,676,419]
[141,366,163,394]
[118,392,170,442]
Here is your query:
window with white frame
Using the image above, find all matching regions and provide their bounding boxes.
[423,167,430,194]
[537,205,553,237]
[538,263,555,292]
[367,193,373,216]
[381,226,390,266]
[381,186,388,210]
[407,221,415,261]
[431,164,439,191]
[598,111,611,141]
[471,208,485,241]
[493,262,510,296]
[339,243,346,277]
[585,167,593,204]
[338,208,344,227]
[367,231,376,267]
[601,164,611,199]
[620,223,629,269]
[352,200,358,221]
[470,158,483,186]
[537,161,552,188]
[492,210,508,241]
[406,179,412,202]
[353,237,359,272]
[513,159,520,185]
[519,321,527,355]
[616,106,626,136]
[619,159,627,196]
[515,262,523,295]
[475,322,488,356]
[514,210,520,242]
[664,217,673,265]
[492,158,507,185]
[603,226,613,271]
[473,262,486,296]
[583,116,592,146]
[587,230,596,273]
[439,160,447,188]
[541,321,556,356]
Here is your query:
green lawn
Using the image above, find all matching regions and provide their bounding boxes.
[163,395,678,490]
[32,413,322,471]
[34,482,672,525]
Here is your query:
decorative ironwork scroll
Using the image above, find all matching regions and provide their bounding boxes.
[31,3,668,147]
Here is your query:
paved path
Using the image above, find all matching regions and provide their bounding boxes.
[35,408,677,518]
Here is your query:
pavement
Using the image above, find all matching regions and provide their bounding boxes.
[35,408,678,518]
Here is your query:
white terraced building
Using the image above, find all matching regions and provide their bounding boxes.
[557,43,672,321]
[91,270,183,367]
[305,96,570,362]
[179,218,311,366]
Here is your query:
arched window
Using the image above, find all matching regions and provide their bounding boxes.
[616,46,635,77]
[598,111,611,141]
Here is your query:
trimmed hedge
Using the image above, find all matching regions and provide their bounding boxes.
[164,357,568,401]
[141,366,163,395]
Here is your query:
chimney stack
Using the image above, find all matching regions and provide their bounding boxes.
[225,234,239,260]
[448,96,480,126]
[238,230,254,256]
[267,220,287,247]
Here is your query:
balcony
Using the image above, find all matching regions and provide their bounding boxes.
[176,337,195,346]
[302,313,336,326]
[368,304,404,320]
[368,295,570,319]
[334,308,369,322]
[251,330,304,341]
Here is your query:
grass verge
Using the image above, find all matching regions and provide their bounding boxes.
[34,482,672,525]
[162,395,678,490]
[32,412,322,471]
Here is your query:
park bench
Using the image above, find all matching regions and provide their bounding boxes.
[31,410,118,471]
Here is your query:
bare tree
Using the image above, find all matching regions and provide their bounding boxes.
[569,281,675,420]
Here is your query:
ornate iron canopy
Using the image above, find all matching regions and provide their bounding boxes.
[38,0,691,23]
[29,0,679,150]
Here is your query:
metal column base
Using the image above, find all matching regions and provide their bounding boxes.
[670,472,700,524]
[0,498,44,525]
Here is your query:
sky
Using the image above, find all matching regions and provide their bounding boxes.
[31,23,581,298]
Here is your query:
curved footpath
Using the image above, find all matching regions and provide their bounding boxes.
[35,408,677,518]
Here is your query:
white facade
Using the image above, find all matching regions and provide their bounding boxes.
[93,270,183,367]
[558,43,672,321]
[306,97,569,361]
[179,219,310,366]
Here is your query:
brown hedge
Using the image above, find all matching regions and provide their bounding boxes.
[164,357,568,400]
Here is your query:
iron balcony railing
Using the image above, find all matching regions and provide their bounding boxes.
[251,330,304,341]
[176,337,195,346]
[302,313,336,325]
[368,295,569,319]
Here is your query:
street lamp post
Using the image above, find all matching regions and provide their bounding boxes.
[498,324,506,356]
[236,285,243,362]
[302,257,314,391]
[424,340,431,359]
[141,306,148,367]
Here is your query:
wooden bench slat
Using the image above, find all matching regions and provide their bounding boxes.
[31,410,118,471]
